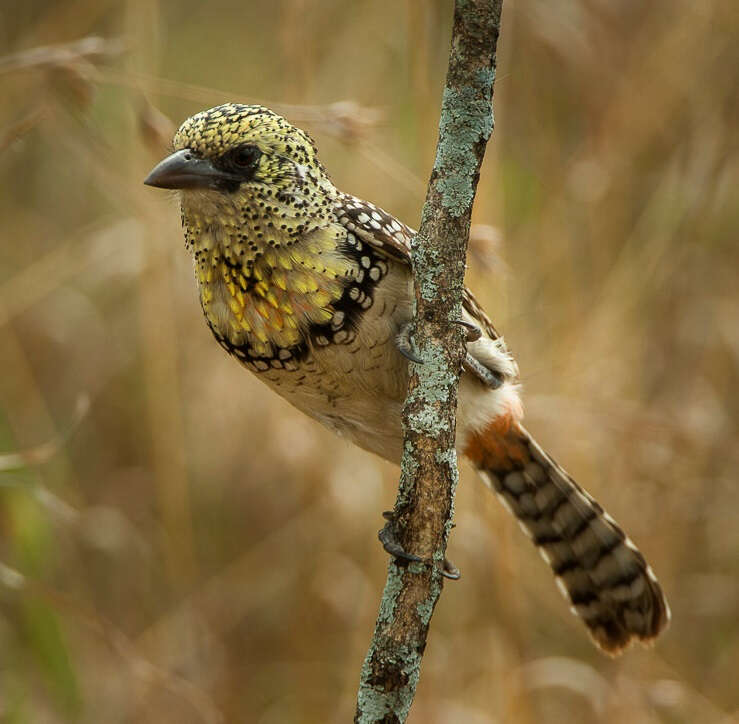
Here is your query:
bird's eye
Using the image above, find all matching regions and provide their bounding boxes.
[229,145,260,169]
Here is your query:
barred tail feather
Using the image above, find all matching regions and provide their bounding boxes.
[464,416,670,654]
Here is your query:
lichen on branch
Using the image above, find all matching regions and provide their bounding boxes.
[354,1,504,722]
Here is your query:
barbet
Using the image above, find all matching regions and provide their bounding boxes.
[145,103,669,654]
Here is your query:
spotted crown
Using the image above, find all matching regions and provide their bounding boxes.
[173,103,320,171]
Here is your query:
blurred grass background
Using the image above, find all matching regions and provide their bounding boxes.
[1,0,738,722]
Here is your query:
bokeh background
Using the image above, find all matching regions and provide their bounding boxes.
[1,1,738,722]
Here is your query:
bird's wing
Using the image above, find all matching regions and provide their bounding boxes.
[335,193,502,342]
[335,193,415,263]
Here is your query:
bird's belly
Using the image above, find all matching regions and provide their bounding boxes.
[252,346,405,461]
[252,271,413,461]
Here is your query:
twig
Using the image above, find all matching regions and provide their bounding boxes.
[0,394,90,471]
[354,1,504,722]
[0,36,125,76]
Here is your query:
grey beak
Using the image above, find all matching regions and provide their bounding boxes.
[144,149,239,191]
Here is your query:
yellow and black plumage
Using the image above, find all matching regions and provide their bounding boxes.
[145,103,670,654]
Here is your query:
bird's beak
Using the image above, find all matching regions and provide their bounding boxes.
[144,149,239,191]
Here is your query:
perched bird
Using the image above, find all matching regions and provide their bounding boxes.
[145,103,669,654]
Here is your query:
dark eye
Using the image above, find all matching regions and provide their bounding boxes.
[228,145,260,169]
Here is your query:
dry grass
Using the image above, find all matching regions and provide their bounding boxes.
[1,1,738,722]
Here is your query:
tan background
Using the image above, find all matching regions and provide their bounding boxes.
[1,1,738,721]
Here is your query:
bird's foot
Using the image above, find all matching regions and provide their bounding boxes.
[442,557,461,580]
[398,320,483,363]
[452,319,482,342]
[379,510,423,563]
[396,323,424,364]
[463,354,504,389]
[378,511,461,580]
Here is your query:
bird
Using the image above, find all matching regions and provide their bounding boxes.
[144,103,670,655]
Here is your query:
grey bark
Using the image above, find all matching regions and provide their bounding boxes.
[354,1,504,722]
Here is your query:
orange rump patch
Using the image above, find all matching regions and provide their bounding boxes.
[463,413,529,472]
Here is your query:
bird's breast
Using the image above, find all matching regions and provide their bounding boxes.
[190,224,395,375]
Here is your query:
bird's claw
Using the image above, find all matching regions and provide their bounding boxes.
[396,323,424,364]
[379,510,423,563]
[398,320,482,364]
[379,511,461,580]
[453,319,482,342]
[443,557,461,580]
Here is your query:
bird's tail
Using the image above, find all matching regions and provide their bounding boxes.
[463,414,670,654]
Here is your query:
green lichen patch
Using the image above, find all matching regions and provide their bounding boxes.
[434,77,494,215]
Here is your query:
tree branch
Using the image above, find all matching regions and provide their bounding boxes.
[354,1,504,722]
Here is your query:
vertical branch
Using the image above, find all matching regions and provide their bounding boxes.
[355,1,503,722]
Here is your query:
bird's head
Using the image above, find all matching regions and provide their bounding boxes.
[145,103,335,226]
[144,104,353,357]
